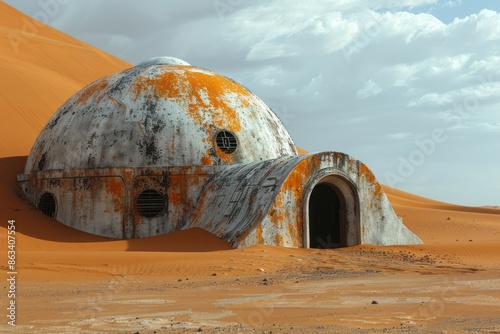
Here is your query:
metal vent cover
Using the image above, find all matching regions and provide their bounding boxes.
[136,189,166,218]
[38,193,56,218]
[215,130,238,154]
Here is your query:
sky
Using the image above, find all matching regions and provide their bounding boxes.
[4,0,500,206]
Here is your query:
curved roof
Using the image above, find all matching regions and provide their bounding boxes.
[24,57,297,173]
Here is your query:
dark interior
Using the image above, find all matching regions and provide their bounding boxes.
[308,183,342,248]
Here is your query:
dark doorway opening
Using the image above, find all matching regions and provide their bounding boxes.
[308,183,345,248]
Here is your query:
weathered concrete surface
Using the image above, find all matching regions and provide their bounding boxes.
[188,152,422,247]
[18,165,213,239]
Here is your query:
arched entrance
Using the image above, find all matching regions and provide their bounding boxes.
[308,183,346,248]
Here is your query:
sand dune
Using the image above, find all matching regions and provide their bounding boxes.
[384,185,500,214]
[0,2,130,158]
[1,3,499,332]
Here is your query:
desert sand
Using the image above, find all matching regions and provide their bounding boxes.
[0,3,130,158]
[1,3,499,334]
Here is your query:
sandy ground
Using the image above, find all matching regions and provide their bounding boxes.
[1,156,499,334]
[1,3,500,333]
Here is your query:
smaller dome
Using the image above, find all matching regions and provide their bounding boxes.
[136,56,190,67]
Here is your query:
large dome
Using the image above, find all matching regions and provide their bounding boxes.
[24,57,297,173]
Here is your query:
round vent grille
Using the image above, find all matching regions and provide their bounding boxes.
[136,189,166,218]
[215,130,238,154]
[38,193,56,218]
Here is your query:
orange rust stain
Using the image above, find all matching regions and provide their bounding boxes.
[168,175,183,207]
[169,191,182,207]
[266,160,314,234]
[216,149,236,164]
[100,177,124,213]
[278,158,320,236]
[131,66,254,165]
[201,155,212,165]
[255,224,263,244]
[131,70,180,100]
[288,220,296,239]
[274,233,283,246]
[269,195,285,228]
[359,163,383,199]
[74,79,109,106]
[281,160,311,197]
[359,163,375,183]
[108,177,122,197]
[131,67,247,132]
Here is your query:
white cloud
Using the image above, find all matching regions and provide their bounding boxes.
[386,132,412,140]
[472,9,500,41]
[408,92,454,107]
[470,56,500,73]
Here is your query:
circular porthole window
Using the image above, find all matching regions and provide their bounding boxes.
[215,130,238,154]
[136,189,166,218]
[38,193,57,218]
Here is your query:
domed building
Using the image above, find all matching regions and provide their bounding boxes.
[17,57,421,248]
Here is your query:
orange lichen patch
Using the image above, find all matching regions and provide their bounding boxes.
[107,176,122,197]
[276,157,323,236]
[201,155,212,165]
[268,196,286,229]
[131,67,247,135]
[359,163,383,199]
[183,70,245,133]
[281,159,313,197]
[310,153,323,167]
[359,163,375,183]
[105,177,124,213]
[287,219,296,240]
[131,70,180,101]
[216,149,236,164]
[169,190,182,208]
[74,78,109,106]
